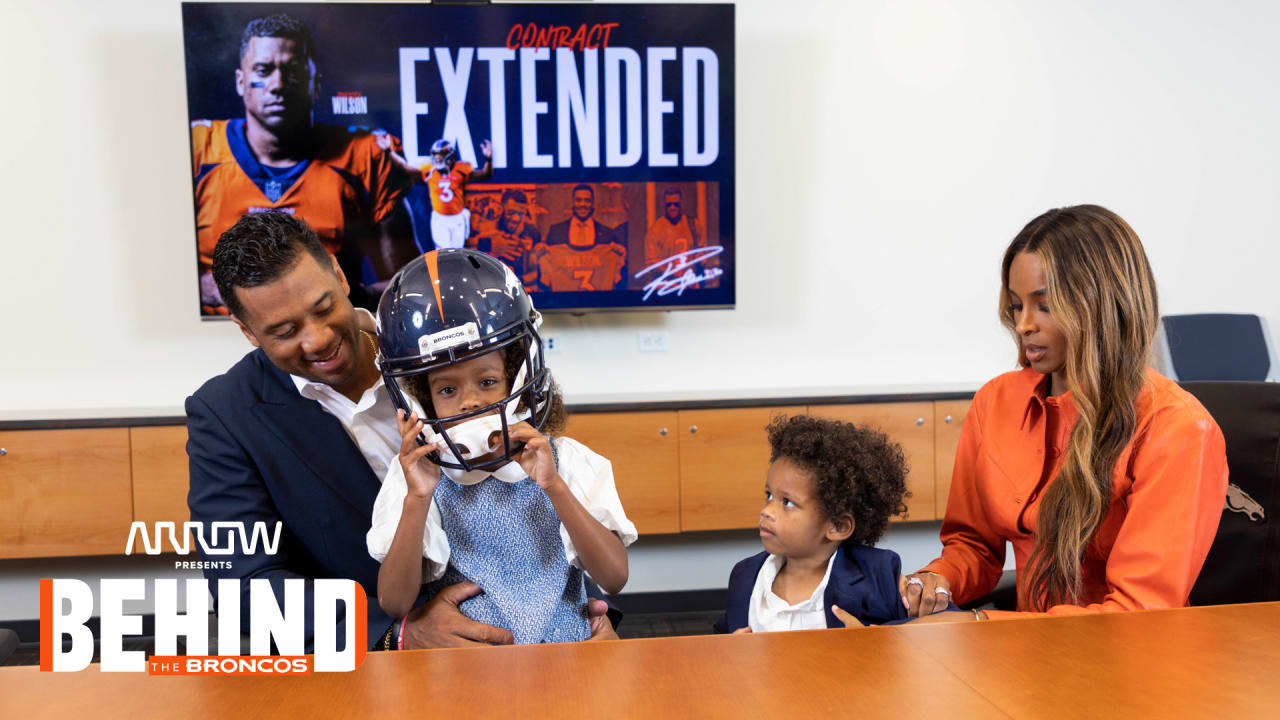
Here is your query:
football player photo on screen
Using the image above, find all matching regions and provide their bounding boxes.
[188,12,416,316]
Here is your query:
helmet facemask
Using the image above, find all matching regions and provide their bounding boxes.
[429,139,456,173]
[381,324,551,484]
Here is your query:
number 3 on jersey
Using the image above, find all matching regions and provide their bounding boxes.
[437,179,453,203]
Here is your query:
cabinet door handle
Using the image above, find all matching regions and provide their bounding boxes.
[689,425,699,434]
[915,418,924,427]
[0,448,6,456]
[945,415,953,424]
[659,428,668,436]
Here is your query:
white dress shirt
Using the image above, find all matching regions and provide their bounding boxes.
[289,371,400,481]
[366,435,638,582]
[747,552,837,633]
[569,218,597,247]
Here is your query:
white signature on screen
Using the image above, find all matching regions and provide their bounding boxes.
[635,246,725,301]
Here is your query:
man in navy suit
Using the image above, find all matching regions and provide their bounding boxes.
[187,211,614,650]
[544,184,619,248]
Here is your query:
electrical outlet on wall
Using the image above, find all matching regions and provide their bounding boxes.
[544,335,560,353]
[637,331,669,353]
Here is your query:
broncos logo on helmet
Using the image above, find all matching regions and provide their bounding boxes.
[429,138,458,172]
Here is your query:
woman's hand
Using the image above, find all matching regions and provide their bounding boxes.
[397,410,442,500]
[899,572,954,617]
[509,422,564,493]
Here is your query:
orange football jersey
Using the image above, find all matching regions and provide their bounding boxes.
[191,119,408,271]
[643,215,698,268]
[424,162,475,215]
[533,242,627,292]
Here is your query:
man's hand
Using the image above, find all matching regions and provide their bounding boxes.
[900,572,954,617]
[199,270,225,310]
[832,606,865,627]
[585,598,619,641]
[480,139,493,159]
[486,232,524,261]
[400,581,515,649]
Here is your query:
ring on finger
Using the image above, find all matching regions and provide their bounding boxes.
[934,588,951,596]
[906,577,925,588]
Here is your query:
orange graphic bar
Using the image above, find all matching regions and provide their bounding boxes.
[147,656,312,675]
[39,579,52,671]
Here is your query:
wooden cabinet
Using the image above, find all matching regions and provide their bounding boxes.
[3,394,974,558]
[564,411,680,535]
[130,426,192,553]
[933,400,971,519]
[0,428,134,558]
[809,403,937,522]
[678,406,805,531]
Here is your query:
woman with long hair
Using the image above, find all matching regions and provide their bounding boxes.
[903,205,1228,617]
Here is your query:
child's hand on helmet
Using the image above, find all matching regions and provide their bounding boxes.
[397,410,442,501]
[509,422,562,492]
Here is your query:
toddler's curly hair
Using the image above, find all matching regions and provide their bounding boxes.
[766,414,909,546]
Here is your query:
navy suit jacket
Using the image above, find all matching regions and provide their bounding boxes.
[186,348,401,651]
[545,217,616,246]
[714,545,919,632]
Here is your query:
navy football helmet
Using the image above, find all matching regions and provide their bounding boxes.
[429,138,458,172]
[376,249,550,479]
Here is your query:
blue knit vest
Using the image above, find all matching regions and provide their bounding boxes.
[429,440,590,644]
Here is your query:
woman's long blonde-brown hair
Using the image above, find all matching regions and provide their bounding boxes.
[999,205,1159,609]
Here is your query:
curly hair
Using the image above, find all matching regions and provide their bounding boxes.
[240,13,315,62]
[212,211,331,320]
[766,414,909,547]
[402,341,568,435]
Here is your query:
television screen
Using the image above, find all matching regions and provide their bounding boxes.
[182,2,735,316]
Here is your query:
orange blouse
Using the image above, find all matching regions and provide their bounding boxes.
[923,367,1228,616]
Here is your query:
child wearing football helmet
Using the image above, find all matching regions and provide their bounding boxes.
[366,249,635,644]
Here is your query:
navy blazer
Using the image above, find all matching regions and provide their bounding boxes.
[186,349,400,651]
[714,545,913,632]
[544,217,618,247]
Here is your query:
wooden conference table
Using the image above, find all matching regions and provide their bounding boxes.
[3,602,1276,719]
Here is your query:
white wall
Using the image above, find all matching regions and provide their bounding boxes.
[2,0,1276,619]
[3,0,1278,412]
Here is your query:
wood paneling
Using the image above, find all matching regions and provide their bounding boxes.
[0,428,133,558]
[808,402,936,522]
[5,395,978,558]
[933,400,971,519]
[678,406,805,531]
[130,426,192,553]
[564,411,680,535]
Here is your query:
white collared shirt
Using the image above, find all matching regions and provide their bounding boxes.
[289,371,400,480]
[569,217,596,247]
[747,552,838,633]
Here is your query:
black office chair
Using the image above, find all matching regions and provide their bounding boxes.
[1156,314,1278,382]
[0,628,18,665]
[1182,381,1280,605]
[960,569,1018,612]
